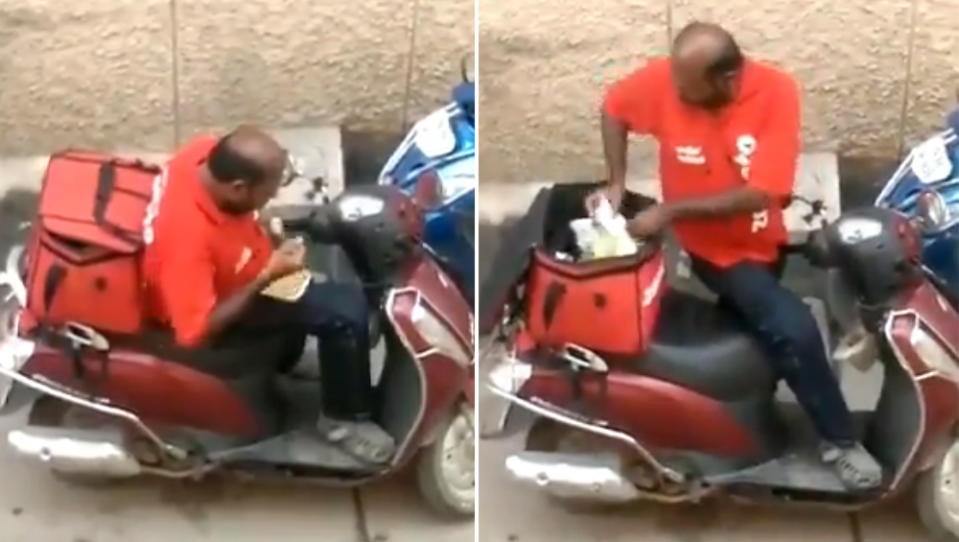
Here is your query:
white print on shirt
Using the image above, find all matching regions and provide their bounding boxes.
[675,145,705,164]
[235,247,252,274]
[142,167,169,246]
[751,210,769,232]
[642,259,666,307]
[733,135,757,179]
[733,134,769,233]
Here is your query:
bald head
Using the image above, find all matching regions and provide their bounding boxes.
[208,125,285,186]
[205,125,286,214]
[670,22,744,109]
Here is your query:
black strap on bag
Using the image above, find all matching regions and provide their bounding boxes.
[42,264,67,312]
[93,162,116,226]
[70,343,86,381]
[31,325,86,380]
[542,281,566,330]
[91,161,146,247]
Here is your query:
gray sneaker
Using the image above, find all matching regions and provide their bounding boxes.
[820,441,882,490]
[317,416,396,465]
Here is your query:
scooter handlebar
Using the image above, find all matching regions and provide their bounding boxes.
[798,228,834,268]
[266,204,337,244]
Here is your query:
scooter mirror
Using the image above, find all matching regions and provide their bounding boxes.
[281,153,303,187]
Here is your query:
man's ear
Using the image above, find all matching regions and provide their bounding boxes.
[227,179,249,194]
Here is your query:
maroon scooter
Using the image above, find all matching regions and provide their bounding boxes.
[0,184,474,518]
[483,186,959,540]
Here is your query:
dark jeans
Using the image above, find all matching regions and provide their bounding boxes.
[689,255,856,446]
[154,281,374,423]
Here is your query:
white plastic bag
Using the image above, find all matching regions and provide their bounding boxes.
[570,197,637,260]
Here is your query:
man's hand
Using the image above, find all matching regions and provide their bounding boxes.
[585,182,625,215]
[626,205,672,238]
[262,238,306,282]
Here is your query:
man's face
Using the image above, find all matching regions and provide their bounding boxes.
[221,151,285,214]
[672,64,735,110]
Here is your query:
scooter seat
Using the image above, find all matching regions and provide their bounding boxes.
[635,290,776,401]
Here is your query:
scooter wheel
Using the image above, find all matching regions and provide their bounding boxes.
[916,441,959,541]
[416,407,475,519]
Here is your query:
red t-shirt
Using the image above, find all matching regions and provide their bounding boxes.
[604,57,801,267]
[141,136,272,346]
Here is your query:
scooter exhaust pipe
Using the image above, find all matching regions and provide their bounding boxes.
[7,427,141,477]
[505,451,641,503]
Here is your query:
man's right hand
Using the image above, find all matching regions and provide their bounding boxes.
[262,238,306,282]
[585,182,625,215]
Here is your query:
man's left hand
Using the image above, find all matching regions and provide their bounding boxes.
[626,205,672,238]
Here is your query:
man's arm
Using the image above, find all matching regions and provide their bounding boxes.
[160,241,269,347]
[201,272,273,343]
[662,186,770,220]
[163,240,303,347]
[601,110,629,195]
[597,61,666,209]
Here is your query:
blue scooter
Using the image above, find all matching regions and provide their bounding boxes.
[876,107,959,306]
[378,62,475,302]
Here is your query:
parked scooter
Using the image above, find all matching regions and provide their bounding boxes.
[482,183,959,540]
[378,60,475,301]
[876,107,959,307]
[0,182,475,518]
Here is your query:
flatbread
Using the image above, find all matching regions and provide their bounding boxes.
[261,269,312,302]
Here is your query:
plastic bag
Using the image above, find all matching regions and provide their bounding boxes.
[570,197,637,260]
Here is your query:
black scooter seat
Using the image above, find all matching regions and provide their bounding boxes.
[634,290,777,401]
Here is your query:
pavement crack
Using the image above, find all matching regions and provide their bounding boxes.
[352,488,373,542]
[847,511,864,542]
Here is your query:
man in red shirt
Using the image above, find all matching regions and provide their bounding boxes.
[142,126,394,464]
[594,23,880,489]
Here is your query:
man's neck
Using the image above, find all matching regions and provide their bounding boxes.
[197,163,236,215]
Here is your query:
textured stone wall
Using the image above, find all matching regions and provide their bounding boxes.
[479,0,959,183]
[0,0,474,154]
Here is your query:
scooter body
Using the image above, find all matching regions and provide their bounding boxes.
[0,185,475,517]
[876,107,959,304]
[485,199,959,536]
[379,81,476,299]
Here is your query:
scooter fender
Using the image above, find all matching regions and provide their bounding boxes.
[19,343,262,437]
[485,350,759,457]
[462,367,475,407]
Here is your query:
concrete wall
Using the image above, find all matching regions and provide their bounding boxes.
[0,0,474,155]
[479,0,959,183]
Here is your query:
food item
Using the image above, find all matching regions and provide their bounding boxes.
[261,269,312,302]
[570,197,637,260]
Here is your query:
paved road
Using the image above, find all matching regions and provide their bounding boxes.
[478,434,929,542]
[0,409,473,542]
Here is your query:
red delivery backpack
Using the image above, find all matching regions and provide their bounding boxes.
[24,150,160,335]
[526,247,665,357]
[485,181,666,358]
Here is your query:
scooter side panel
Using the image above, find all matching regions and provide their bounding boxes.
[406,255,473,351]
[22,344,261,436]
[519,368,758,457]
[386,258,473,461]
[388,296,468,462]
[885,284,959,490]
[905,282,959,358]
